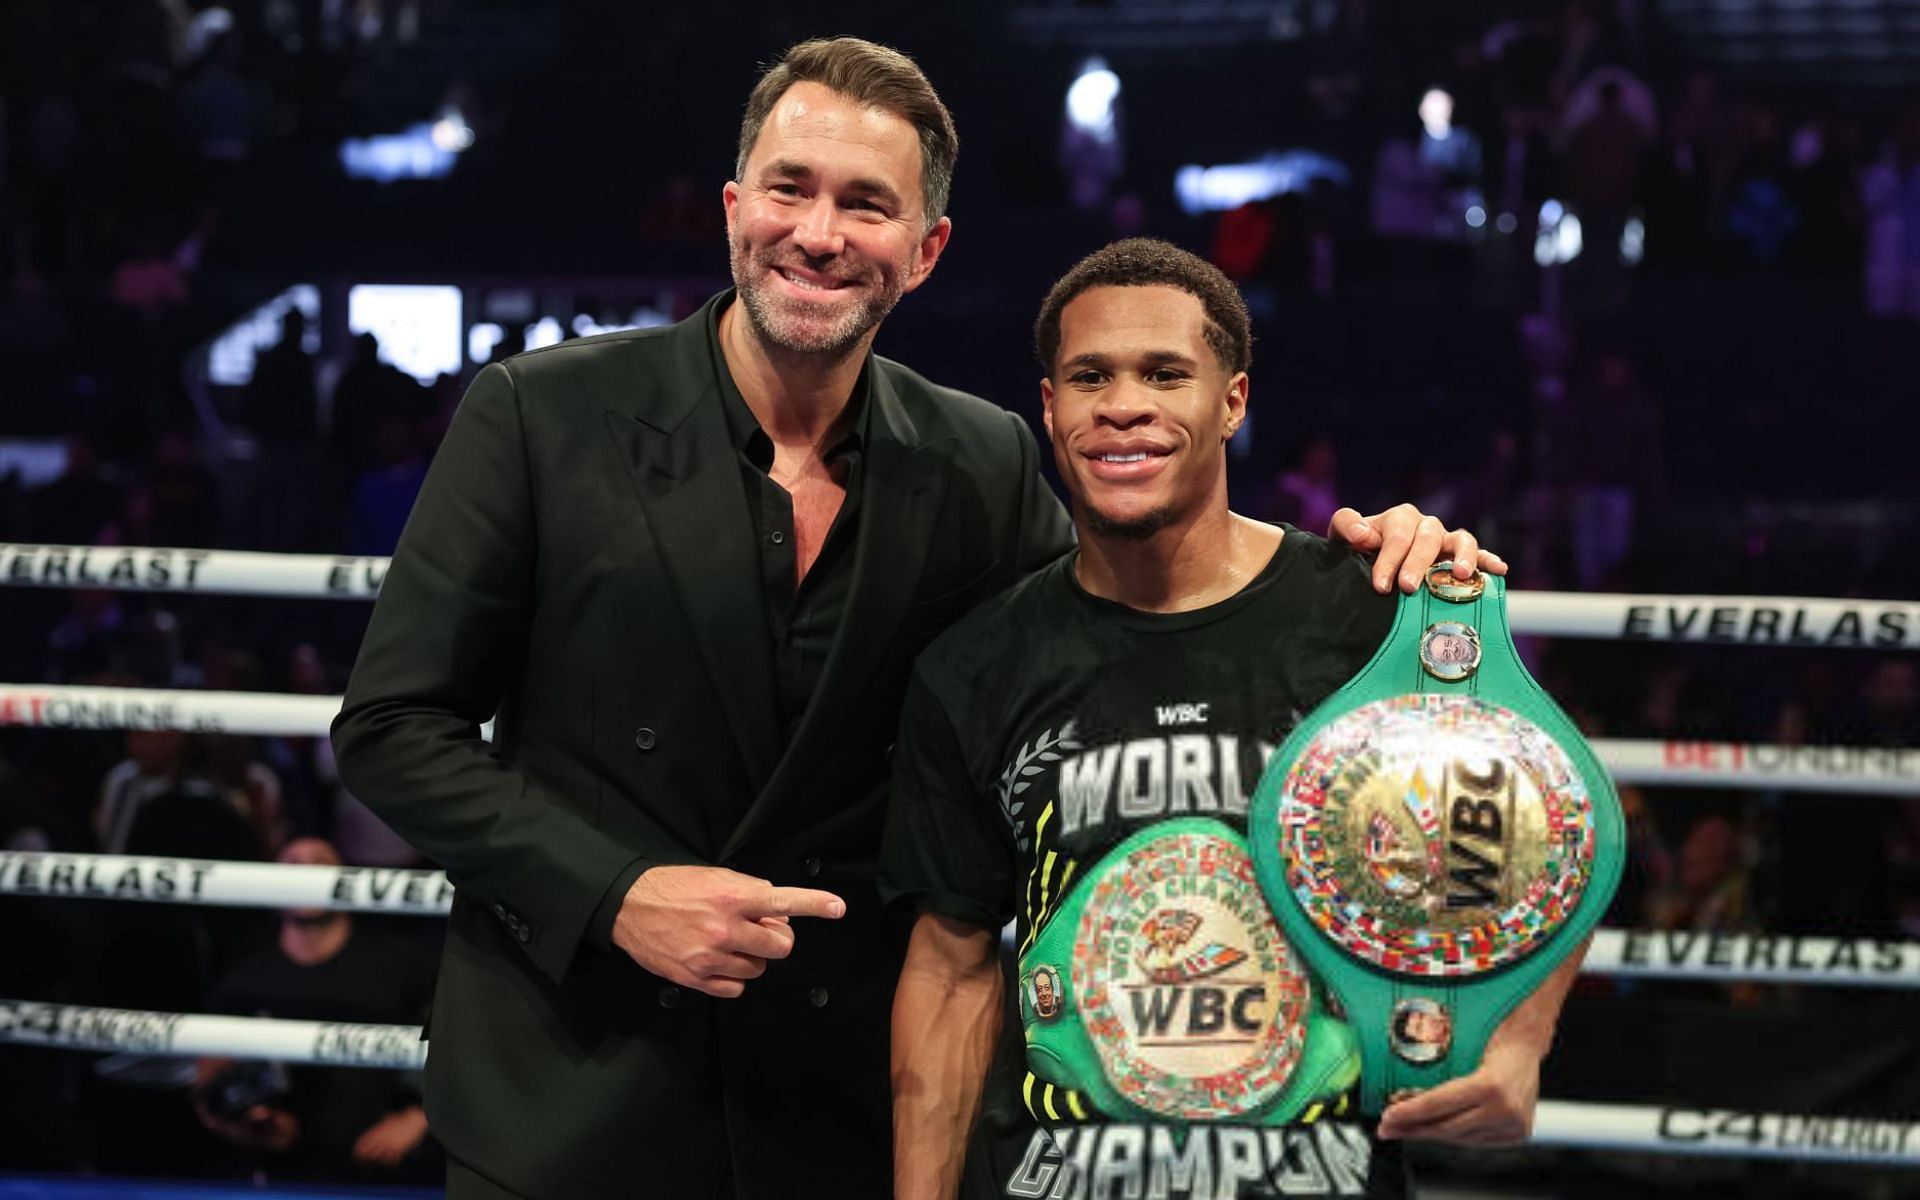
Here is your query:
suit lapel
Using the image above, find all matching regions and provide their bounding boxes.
[605,300,780,795]
[723,366,953,858]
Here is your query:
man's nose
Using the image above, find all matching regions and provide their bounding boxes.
[1095,382,1156,428]
[793,198,846,258]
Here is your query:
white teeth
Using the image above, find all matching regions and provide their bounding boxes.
[1099,452,1151,463]
[781,270,838,291]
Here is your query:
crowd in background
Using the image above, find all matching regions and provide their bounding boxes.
[0,0,1916,1190]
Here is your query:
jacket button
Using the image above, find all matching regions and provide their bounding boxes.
[492,904,506,920]
[633,727,658,751]
[802,856,822,878]
[515,925,531,944]
[658,986,681,1009]
[808,987,830,1009]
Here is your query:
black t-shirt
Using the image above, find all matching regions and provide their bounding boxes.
[882,531,1408,1200]
[207,919,440,1182]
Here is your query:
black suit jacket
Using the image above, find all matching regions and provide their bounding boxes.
[332,292,1073,1199]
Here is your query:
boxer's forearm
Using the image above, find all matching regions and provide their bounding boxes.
[1490,934,1589,1061]
[892,912,1002,1200]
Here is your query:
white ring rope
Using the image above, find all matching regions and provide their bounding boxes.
[1530,1102,1920,1164]
[1582,928,1920,987]
[0,851,451,914]
[1584,738,1920,795]
[1505,590,1919,648]
[2,684,1910,795]
[0,544,386,600]
[0,999,1911,1166]
[0,684,344,737]
[0,999,424,1068]
[4,852,1918,988]
[3,543,1915,648]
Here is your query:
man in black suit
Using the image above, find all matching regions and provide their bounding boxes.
[332,37,1500,1200]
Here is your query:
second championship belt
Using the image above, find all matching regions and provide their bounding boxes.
[1248,565,1624,1114]
[1018,818,1360,1125]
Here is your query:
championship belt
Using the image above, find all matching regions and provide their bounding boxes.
[1248,565,1624,1114]
[1017,817,1359,1124]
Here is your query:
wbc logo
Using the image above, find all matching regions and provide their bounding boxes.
[1075,829,1311,1121]
[1125,908,1265,1043]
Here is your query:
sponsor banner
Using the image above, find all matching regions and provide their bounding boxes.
[1509,591,1919,648]
[1588,929,1920,987]
[0,1000,426,1068]
[0,544,387,599]
[0,685,493,742]
[1535,1102,1920,1165]
[0,685,338,737]
[1597,739,1920,796]
[0,852,452,915]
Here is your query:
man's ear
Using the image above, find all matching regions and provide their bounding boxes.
[1040,375,1056,444]
[903,215,954,295]
[1222,371,1250,441]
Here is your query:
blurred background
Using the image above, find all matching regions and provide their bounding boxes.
[0,0,1917,1196]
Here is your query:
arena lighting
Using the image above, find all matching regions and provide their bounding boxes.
[526,316,565,351]
[340,106,474,183]
[1534,198,1583,266]
[183,6,234,60]
[346,285,463,382]
[0,441,71,490]
[430,106,475,153]
[1622,215,1647,265]
[1065,57,1121,142]
[1173,151,1351,215]
[1465,204,1487,229]
[207,285,321,387]
[468,322,505,364]
[1419,88,1453,140]
[570,308,672,338]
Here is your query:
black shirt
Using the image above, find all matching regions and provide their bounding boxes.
[207,920,440,1182]
[591,292,872,943]
[880,532,1411,1200]
[710,294,871,740]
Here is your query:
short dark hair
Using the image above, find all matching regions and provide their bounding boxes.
[1033,239,1252,377]
[736,37,959,231]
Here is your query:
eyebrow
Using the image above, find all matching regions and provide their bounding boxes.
[1061,349,1201,370]
[762,158,904,210]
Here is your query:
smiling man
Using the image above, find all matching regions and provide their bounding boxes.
[883,240,1574,1200]
[335,40,1503,1200]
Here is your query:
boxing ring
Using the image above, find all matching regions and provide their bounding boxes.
[1,543,1917,1172]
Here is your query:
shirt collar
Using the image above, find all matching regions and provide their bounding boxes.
[708,291,871,467]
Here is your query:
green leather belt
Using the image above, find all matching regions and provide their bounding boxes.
[1249,565,1624,1114]
[1017,818,1358,1123]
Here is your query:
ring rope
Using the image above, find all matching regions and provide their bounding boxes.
[1530,1101,1920,1164]
[3,684,1910,795]
[0,544,386,600]
[3,543,1914,648]
[0,999,424,1068]
[4,853,1917,987]
[0,851,451,914]
[1582,928,1920,987]
[0,1000,1911,1165]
